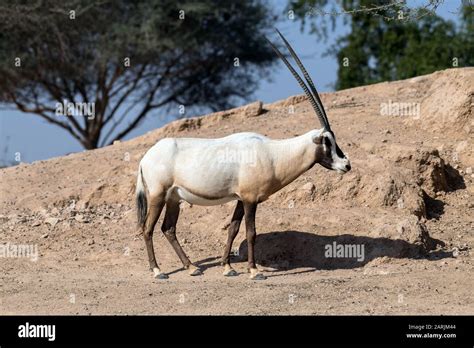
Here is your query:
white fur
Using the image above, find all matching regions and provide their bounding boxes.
[138,129,349,206]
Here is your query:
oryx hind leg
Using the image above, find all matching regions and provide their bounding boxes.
[221,200,244,276]
[143,193,167,279]
[161,200,201,276]
[243,201,266,280]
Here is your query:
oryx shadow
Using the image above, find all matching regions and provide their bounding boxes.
[235,230,449,273]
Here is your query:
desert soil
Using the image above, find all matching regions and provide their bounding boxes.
[0,68,473,315]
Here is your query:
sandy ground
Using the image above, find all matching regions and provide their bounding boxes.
[0,68,473,315]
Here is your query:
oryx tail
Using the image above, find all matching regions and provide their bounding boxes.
[136,166,148,228]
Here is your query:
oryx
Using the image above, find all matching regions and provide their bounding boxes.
[136,29,351,280]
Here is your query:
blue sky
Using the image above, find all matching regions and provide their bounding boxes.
[0,0,463,165]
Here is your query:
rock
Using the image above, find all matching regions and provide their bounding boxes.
[113,140,121,145]
[44,217,59,227]
[301,182,316,193]
[176,118,202,132]
[31,220,41,227]
[280,95,307,108]
[301,182,316,195]
[51,207,59,215]
[7,214,19,224]
[373,172,426,218]
[87,239,95,246]
[466,167,472,174]
[455,140,468,154]
[76,200,88,210]
[375,216,439,256]
[242,101,263,117]
[392,149,450,194]
[75,214,89,223]
[39,209,49,217]
[452,247,459,258]
[41,233,49,239]
[293,182,316,202]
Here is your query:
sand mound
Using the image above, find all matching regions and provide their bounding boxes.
[414,68,473,135]
[1,68,472,266]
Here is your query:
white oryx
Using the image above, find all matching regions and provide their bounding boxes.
[136,29,351,280]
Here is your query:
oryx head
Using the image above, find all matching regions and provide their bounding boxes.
[266,29,351,174]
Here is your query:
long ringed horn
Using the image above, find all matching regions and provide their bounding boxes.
[265,36,328,130]
[274,28,331,131]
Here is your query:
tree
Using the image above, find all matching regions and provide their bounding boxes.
[287,0,473,89]
[0,0,277,149]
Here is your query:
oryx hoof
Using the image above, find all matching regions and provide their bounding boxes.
[153,268,168,280]
[155,273,169,279]
[223,265,238,277]
[249,268,266,280]
[250,273,266,280]
[188,265,202,276]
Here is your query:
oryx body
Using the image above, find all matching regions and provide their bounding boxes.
[136,30,351,280]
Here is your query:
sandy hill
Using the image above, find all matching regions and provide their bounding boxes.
[0,68,473,315]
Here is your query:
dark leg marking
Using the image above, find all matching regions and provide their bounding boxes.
[221,200,244,276]
[161,200,200,275]
[143,197,167,279]
[243,202,265,280]
[221,200,244,266]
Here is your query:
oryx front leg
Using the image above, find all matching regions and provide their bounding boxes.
[162,200,201,276]
[221,200,244,276]
[143,195,167,279]
[244,202,266,280]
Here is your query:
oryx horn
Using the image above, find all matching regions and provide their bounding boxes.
[266,29,331,131]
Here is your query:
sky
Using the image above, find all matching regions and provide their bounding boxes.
[0,0,463,165]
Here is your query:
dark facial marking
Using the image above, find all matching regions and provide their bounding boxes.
[309,135,333,171]
[335,143,344,158]
[328,130,345,158]
[323,137,332,158]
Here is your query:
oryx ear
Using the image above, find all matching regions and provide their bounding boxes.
[312,135,323,145]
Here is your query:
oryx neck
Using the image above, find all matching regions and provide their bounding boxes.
[269,129,321,189]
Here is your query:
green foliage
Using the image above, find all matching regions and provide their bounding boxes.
[288,0,473,90]
[0,0,277,148]
[286,0,336,40]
